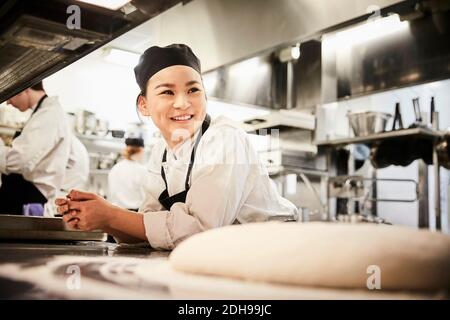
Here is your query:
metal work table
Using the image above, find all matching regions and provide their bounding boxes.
[0,241,170,299]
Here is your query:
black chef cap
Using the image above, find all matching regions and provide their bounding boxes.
[125,137,144,147]
[134,44,201,93]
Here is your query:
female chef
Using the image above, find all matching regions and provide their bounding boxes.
[56,44,297,250]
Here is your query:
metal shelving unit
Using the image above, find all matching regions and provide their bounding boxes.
[315,128,445,230]
[315,128,443,147]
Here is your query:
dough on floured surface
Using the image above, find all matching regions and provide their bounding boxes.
[169,222,450,292]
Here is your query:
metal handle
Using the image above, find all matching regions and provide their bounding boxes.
[412,97,422,123]
[362,177,418,202]
[329,176,418,202]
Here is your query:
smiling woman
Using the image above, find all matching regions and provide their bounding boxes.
[55,44,298,250]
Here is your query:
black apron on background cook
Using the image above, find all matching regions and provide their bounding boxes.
[158,114,210,211]
[0,95,48,215]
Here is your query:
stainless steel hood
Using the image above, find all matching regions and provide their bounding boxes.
[0,0,183,103]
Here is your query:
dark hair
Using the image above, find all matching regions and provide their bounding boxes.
[30,81,44,91]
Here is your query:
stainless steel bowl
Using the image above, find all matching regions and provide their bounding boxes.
[347,111,392,137]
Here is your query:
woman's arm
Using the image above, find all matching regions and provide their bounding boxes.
[105,207,147,243]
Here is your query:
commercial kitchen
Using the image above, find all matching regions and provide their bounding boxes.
[0,0,449,300]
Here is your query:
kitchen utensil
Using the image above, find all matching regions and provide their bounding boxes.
[347,111,392,137]
[412,97,422,123]
[391,102,404,130]
[430,97,435,125]
[409,97,428,128]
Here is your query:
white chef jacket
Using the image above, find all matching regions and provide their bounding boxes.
[62,135,89,192]
[139,115,298,250]
[108,158,151,209]
[0,96,71,201]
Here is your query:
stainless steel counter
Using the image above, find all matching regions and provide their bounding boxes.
[0,241,170,299]
[0,241,444,300]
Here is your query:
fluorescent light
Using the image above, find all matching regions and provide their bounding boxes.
[103,47,140,67]
[207,99,270,122]
[76,0,131,11]
[278,44,301,63]
[334,14,409,46]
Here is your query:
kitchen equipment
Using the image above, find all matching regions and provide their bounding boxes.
[391,102,404,130]
[409,97,428,128]
[347,111,392,137]
[95,119,109,137]
[0,0,182,104]
[412,97,423,124]
[430,97,435,125]
[0,215,107,241]
[111,130,125,138]
[98,153,118,170]
[75,110,96,135]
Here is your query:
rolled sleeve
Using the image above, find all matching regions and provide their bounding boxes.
[143,210,171,250]
[142,202,205,250]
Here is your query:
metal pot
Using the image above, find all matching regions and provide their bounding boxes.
[347,111,392,137]
[75,110,96,135]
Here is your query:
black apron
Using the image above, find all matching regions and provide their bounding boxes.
[158,114,210,210]
[0,95,48,215]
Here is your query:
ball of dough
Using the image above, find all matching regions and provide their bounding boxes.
[170,222,450,291]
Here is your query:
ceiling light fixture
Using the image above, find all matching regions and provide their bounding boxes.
[76,0,131,11]
[103,47,140,67]
[278,44,301,63]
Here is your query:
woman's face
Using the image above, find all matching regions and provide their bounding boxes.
[138,65,207,148]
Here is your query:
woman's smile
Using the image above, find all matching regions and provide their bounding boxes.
[170,113,194,122]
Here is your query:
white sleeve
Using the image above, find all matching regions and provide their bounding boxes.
[0,115,62,176]
[141,129,259,250]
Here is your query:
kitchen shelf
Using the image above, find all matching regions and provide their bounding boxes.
[315,128,443,147]
[76,133,124,143]
[90,169,110,175]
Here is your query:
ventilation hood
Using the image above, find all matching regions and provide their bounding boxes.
[0,0,183,103]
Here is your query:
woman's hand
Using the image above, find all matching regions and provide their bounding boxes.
[55,190,116,231]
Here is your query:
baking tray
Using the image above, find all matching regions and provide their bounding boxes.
[0,215,107,241]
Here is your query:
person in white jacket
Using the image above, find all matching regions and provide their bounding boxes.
[0,82,71,215]
[108,137,150,211]
[56,44,298,249]
[63,136,90,193]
